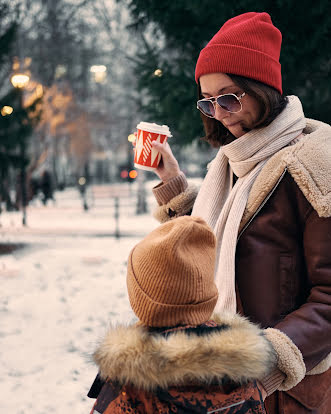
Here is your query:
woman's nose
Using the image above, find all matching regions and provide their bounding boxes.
[214,103,230,121]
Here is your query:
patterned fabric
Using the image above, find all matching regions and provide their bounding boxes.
[90,381,266,414]
[89,319,274,413]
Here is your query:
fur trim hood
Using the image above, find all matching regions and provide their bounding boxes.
[93,313,275,391]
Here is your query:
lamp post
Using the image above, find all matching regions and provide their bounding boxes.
[90,65,107,84]
[10,73,30,226]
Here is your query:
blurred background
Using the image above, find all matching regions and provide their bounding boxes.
[0,0,329,219]
[0,1,330,412]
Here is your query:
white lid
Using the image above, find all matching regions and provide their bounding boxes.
[136,122,172,137]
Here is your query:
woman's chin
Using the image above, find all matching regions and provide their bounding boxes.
[227,123,245,138]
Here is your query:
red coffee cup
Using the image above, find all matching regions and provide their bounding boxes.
[134,122,172,171]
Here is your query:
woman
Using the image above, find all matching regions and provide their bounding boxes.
[150,12,331,414]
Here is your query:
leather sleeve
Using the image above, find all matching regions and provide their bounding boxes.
[275,200,331,371]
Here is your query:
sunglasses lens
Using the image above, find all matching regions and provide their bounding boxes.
[217,95,241,113]
[197,100,215,117]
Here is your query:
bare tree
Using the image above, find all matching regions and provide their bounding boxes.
[7,0,146,186]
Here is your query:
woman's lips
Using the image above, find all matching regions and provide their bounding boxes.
[224,121,240,127]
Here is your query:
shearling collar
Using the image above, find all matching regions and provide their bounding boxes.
[240,119,331,231]
[93,313,275,391]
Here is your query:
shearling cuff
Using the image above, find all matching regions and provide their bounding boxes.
[153,184,199,223]
[260,367,286,396]
[265,328,306,391]
[152,172,188,206]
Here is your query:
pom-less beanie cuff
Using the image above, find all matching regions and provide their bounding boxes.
[127,249,219,327]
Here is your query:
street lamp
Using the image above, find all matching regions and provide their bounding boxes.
[10,74,30,89]
[153,68,163,77]
[90,65,107,83]
[1,106,14,116]
[11,72,30,226]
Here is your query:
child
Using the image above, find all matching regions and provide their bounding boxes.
[88,216,275,413]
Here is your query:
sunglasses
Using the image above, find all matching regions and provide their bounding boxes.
[197,92,246,118]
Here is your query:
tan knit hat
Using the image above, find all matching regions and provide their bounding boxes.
[127,216,218,327]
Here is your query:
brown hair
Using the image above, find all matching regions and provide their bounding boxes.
[199,74,288,147]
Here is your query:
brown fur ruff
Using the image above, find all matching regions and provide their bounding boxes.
[93,313,275,391]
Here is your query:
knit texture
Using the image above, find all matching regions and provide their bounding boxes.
[153,171,188,206]
[195,12,282,93]
[192,96,306,314]
[127,216,219,327]
[260,368,286,396]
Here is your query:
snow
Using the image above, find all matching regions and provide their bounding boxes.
[0,179,179,414]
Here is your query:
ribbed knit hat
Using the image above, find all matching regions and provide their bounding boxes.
[195,12,282,93]
[127,216,218,327]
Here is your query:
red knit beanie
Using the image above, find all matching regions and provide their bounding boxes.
[195,12,282,94]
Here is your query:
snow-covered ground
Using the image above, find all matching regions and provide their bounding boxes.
[0,179,175,414]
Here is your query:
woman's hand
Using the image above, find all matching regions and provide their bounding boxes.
[131,133,181,183]
[151,140,181,183]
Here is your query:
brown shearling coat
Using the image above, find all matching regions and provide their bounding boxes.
[237,171,331,413]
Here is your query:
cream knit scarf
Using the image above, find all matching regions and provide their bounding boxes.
[192,96,306,314]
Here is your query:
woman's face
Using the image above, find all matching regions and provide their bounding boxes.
[199,73,261,138]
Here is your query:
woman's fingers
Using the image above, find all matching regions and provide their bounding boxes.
[152,140,171,157]
[130,135,181,182]
[152,140,181,182]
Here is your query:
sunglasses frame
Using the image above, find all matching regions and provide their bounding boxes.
[197,92,246,118]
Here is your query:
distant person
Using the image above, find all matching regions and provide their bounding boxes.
[146,12,331,414]
[1,177,15,211]
[28,176,40,202]
[40,170,54,205]
[88,216,275,413]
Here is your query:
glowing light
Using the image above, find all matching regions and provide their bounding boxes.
[90,65,107,73]
[24,57,32,67]
[78,177,86,186]
[154,69,163,77]
[12,57,20,71]
[129,170,138,179]
[128,134,136,143]
[1,106,13,116]
[55,65,67,79]
[90,65,107,83]
[10,73,30,88]
[121,170,129,179]
[36,84,44,98]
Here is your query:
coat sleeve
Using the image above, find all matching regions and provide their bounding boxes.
[260,205,331,392]
[152,172,199,222]
[237,172,331,392]
[274,207,331,372]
